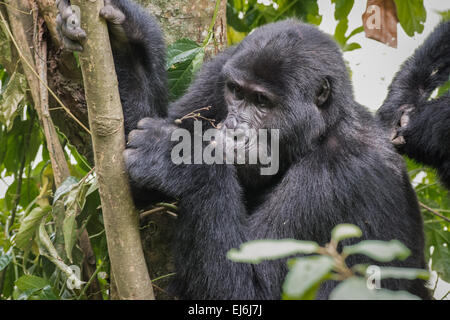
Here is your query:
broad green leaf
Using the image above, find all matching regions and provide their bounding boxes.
[16,288,41,300]
[15,275,49,292]
[330,277,421,300]
[15,206,51,250]
[227,239,319,264]
[166,39,203,70]
[0,249,12,271]
[343,240,411,262]
[168,47,205,101]
[377,267,430,280]
[53,176,79,203]
[283,255,334,299]
[425,224,450,282]
[0,70,27,131]
[63,179,90,262]
[331,224,362,243]
[36,285,59,300]
[393,0,426,36]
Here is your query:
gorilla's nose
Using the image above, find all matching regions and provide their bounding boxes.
[224,116,238,129]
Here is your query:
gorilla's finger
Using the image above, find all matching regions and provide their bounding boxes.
[392,136,406,146]
[400,113,410,128]
[127,129,145,144]
[62,36,84,52]
[137,118,155,129]
[123,148,138,166]
[61,22,86,41]
[100,5,126,25]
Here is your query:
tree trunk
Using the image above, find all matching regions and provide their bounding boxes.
[139,0,227,54]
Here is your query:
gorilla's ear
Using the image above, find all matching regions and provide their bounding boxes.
[315,78,331,107]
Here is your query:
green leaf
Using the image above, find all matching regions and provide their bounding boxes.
[0,70,27,131]
[331,224,362,243]
[168,46,205,101]
[166,39,203,70]
[437,10,450,21]
[330,277,421,300]
[425,224,450,282]
[53,176,79,203]
[377,267,430,280]
[437,77,450,97]
[0,249,12,271]
[332,0,354,21]
[36,285,59,300]
[226,2,251,33]
[14,206,51,250]
[2,262,15,298]
[15,275,50,292]
[334,18,349,46]
[62,179,90,262]
[283,255,334,299]
[343,42,361,52]
[393,0,426,36]
[227,239,319,264]
[16,288,42,300]
[5,178,39,211]
[343,240,411,262]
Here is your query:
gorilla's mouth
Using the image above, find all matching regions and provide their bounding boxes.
[218,119,256,152]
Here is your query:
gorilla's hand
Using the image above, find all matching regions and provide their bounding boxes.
[124,118,180,197]
[56,0,125,52]
[391,105,414,147]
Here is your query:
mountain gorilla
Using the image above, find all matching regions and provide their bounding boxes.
[57,0,429,299]
[377,21,450,189]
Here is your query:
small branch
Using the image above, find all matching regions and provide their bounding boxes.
[441,290,450,300]
[140,202,178,220]
[419,202,450,223]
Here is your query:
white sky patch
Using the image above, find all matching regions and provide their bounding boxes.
[411,171,427,188]
[316,0,449,111]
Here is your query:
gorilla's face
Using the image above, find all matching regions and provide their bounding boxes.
[218,20,352,166]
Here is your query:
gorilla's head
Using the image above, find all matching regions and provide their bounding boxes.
[220,20,355,167]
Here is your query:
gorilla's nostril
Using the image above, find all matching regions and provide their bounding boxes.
[225,116,238,129]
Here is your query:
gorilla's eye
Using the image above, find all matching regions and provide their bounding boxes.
[316,78,331,107]
[255,93,270,106]
[227,82,244,100]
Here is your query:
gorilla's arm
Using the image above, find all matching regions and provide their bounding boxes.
[377,21,450,187]
[396,98,450,188]
[57,0,167,134]
[124,116,428,299]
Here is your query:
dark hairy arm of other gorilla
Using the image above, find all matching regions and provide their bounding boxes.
[57,0,167,135]
[377,21,450,188]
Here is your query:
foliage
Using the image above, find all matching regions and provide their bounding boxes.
[228,224,429,300]
[227,0,429,51]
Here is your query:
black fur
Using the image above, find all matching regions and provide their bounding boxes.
[58,0,430,299]
[377,21,450,188]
